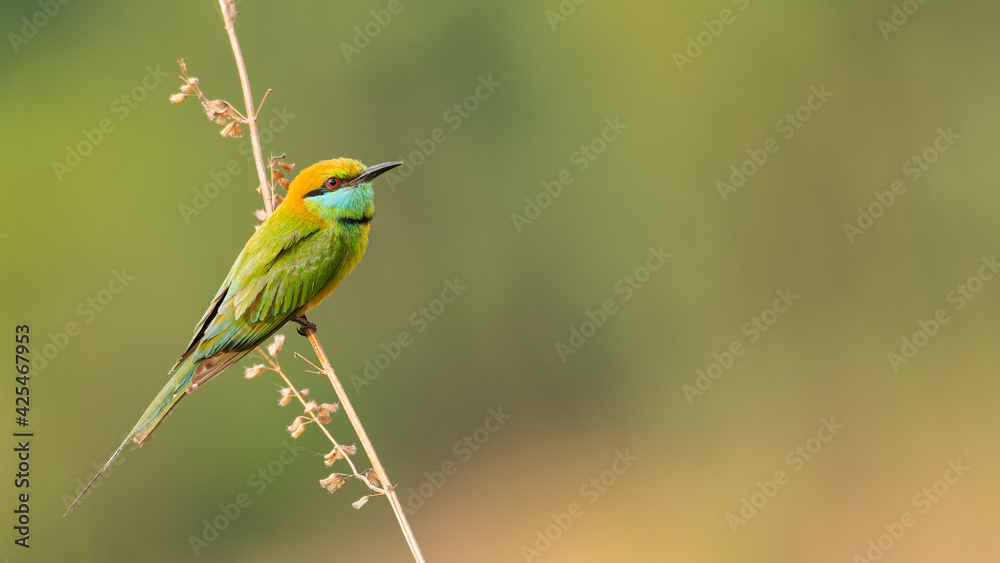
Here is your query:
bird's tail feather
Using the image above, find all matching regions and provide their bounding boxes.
[62,433,131,517]
[130,355,200,446]
[63,357,199,517]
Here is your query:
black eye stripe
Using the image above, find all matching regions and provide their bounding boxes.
[304,176,359,198]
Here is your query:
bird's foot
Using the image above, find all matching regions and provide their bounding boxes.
[291,316,317,337]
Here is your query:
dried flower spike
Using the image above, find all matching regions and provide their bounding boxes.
[169,93,187,104]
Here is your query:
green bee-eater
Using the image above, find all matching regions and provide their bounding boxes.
[65,158,402,515]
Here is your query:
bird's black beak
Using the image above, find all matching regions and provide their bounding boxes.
[352,161,403,185]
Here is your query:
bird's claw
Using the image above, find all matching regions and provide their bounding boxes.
[291,316,317,337]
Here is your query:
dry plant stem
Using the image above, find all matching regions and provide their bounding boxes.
[214,2,424,559]
[257,349,360,476]
[217,0,273,216]
[305,329,426,563]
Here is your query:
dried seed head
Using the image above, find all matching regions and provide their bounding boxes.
[276,161,295,171]
[267,334,285,357]
[220,121,243,137]
[179,82,194,94]
[320,473,348,494]
[169,93,187,104]
[303,400,318,415]
[271,169,285,182]
[204,99,225,109]
[323,444,357,466]
[363,468,383,490]
[277,178,291,190]
[351,495,371,510]
[202,99,231,124]
[244,364,265,379]
[278,387,294,407]
[178,58,187,74]
[317,402,339,424]
[287,416,307,438]
[254,209,268,221]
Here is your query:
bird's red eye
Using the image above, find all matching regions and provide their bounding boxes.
[326,177,340,189]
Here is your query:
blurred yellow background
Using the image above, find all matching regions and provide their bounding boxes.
[2,0,999,561]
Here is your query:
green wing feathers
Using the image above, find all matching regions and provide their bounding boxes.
[173,218,326,367]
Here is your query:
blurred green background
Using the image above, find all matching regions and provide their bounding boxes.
[2,0,999,561]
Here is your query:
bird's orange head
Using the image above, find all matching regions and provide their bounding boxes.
[281,158,402,223]
[286,158,402,200]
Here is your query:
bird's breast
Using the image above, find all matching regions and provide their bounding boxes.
[298,225,369,314]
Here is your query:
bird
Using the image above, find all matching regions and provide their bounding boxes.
[64,157,402,516]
